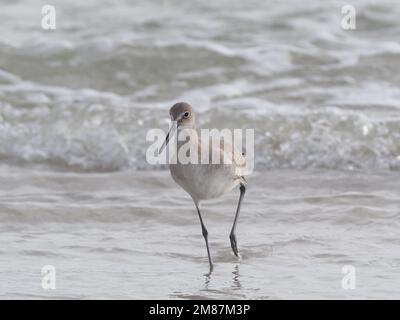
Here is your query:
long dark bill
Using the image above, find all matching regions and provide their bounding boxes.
[158,122,176,154]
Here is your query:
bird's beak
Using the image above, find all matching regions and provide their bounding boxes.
[159,122,176,154]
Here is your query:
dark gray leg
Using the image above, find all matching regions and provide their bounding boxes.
[194,202,213,271]
[230,184,246,256]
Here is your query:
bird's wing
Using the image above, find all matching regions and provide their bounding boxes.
[197,136,247,175]
[220,140,246,167]
[217,139,247,176]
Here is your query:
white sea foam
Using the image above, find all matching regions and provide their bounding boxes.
[0,0,400,171]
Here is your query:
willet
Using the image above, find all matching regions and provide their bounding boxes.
[159,102,248,271]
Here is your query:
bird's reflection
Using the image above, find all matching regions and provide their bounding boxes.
[231,264,241,290]
[203,268,212,290]
[202,263,242,292]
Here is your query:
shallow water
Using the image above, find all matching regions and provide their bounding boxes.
[1,0,400,299]
[0,167,399,299]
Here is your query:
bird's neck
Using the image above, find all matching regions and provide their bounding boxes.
[176,126,199,148]
[177,124,196,131]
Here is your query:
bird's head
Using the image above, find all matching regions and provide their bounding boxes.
[159,102,196,154]
[169,102,195,129]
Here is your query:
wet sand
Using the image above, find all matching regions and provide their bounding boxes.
[0,167,399,299]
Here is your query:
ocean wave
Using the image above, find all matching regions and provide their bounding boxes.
[0,91,400,171]
[1,0,400,171]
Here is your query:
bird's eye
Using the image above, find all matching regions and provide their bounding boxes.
[183,112,190,118]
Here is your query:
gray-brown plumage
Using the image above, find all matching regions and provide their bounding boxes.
[160,102,248,271]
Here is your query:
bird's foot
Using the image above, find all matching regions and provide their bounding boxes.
[208,262,214,274]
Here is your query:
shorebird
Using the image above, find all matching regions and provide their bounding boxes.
[159,102,248,271]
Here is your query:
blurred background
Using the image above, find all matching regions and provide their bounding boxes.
[1,0,400,172]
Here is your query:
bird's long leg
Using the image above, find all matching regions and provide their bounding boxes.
[230,183,246,257]
[194,201,213,271]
